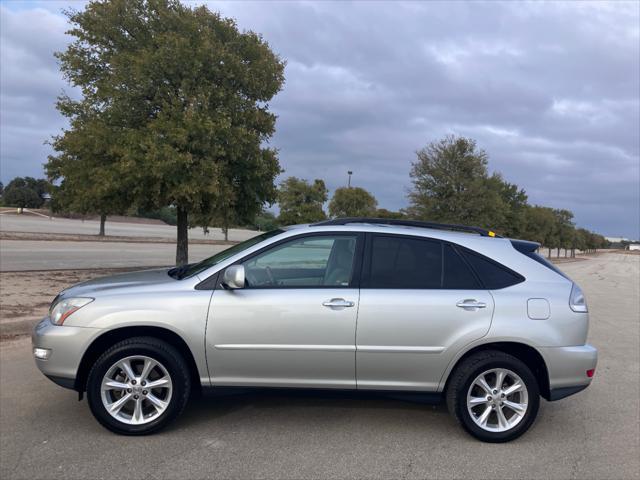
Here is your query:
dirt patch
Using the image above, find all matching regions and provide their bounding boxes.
[0,267,148,336]
[551,256,589,264]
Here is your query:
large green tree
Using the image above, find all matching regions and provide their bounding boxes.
[407,135,504,228]
[328,186,377,218]
[52,0,285,264]
[277,177,328,225]
[485,173,528,237]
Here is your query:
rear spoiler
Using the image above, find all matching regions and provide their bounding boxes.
[510,239,540,254]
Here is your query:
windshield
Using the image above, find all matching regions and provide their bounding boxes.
[170,229,284,279]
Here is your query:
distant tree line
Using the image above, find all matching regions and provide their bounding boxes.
[0,177,49,209]
[267,135,608,256]
[405,135,609,256]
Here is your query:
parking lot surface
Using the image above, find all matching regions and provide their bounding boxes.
[1,253,638,479]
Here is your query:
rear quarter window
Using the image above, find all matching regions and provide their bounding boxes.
[460,249,524,289]
[525,252,570,279]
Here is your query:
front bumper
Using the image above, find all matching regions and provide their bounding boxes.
[31,317,102,390]
[539,344,598,401]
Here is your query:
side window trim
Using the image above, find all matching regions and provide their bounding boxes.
[439,241,445,287]
[217,231,365,290]
[450,243,484,289]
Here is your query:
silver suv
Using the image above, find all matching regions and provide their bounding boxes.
[32,218,597,442]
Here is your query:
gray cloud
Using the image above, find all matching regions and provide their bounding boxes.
[1,1,638,238]
[1,3,75,184]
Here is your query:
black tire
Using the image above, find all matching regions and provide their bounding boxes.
[446,350,540,443]
[86,336,191,435]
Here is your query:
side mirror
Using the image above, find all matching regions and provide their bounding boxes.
[222,265,245,289]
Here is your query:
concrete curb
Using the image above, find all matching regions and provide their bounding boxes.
[0,231,239,246]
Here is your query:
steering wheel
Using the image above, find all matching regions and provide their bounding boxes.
[265,266,276,286]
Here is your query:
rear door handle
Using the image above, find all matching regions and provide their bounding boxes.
[322,298,355,309]
[456,299,487,310]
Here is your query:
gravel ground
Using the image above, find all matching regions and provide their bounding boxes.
[0,253,638,479]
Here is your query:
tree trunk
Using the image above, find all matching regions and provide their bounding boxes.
[176,206,189,266]
[556,247,560,258]
[99,213,107,236]
[548,247,551,258]
[223,209,229,241]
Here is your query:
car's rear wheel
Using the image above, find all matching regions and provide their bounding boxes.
[86,337,190,435]
[446,350,540,442]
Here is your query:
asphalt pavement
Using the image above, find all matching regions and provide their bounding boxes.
[0,253,638,479]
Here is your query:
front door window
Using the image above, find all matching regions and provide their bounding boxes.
[242,235,357,288]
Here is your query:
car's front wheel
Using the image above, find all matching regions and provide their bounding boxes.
[446,350,540,442]
[86,336,191,435]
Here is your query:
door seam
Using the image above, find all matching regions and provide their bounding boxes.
[354,287,361,389]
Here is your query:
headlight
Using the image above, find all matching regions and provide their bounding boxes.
[49,297,94,325]
[569,283,588,313]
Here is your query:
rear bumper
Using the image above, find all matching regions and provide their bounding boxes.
[539,344,597,401]
[32,317,102,390]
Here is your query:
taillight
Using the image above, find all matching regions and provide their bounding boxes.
[587,369,595,378]
[569,283,588,313]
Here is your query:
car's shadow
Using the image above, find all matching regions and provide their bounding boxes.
[175,388,449,429]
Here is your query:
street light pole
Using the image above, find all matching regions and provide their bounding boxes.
[347,171,353,188]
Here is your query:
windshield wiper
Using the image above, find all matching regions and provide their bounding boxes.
[167,263,194,280]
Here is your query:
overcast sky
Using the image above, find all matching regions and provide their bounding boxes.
[1,1,639,238]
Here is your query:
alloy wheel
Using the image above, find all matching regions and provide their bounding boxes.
[100,355,173,425]
[466,368,529,433]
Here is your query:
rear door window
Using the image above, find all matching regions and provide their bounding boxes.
[443,244,481,289]
[367,235,442,288]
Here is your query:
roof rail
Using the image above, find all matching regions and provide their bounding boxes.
[311,217,500,237]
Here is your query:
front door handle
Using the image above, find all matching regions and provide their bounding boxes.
[322,298,355,309]
[456,299,487,310]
